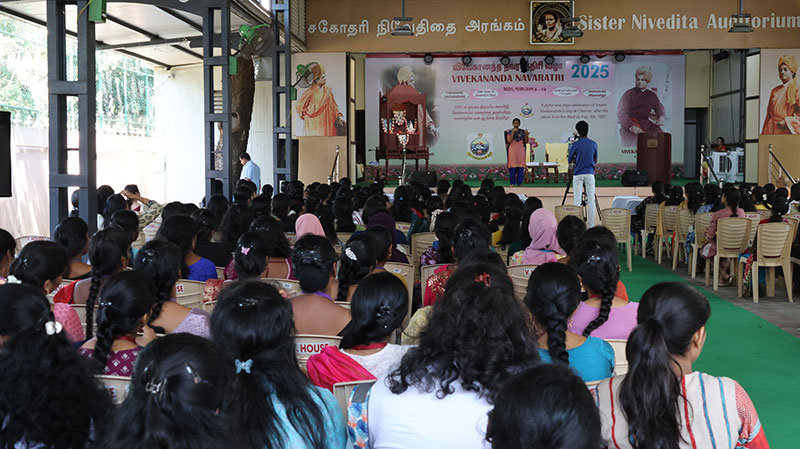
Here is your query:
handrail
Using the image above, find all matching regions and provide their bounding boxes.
[327,145,340,185]
[699,145,722,186]
[768,144,797,184]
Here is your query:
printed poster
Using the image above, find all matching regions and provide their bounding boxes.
[292,52,348,137]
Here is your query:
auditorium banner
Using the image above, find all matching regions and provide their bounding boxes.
[365,55,685,165]
[760,49,800,135]
[292,53,348,138]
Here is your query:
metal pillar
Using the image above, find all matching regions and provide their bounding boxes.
[47,1,97,235]
[271,0,293,187]
[202,2,232,202]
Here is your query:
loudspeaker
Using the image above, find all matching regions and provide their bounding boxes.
[621,169,649,187]
[409,170,438,187]
[0,111,10,197]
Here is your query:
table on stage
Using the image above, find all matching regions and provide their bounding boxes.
[524,161,560,183]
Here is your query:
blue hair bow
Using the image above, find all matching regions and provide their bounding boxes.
[235,358,253,374]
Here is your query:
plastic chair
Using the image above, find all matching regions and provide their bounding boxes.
[604,339,628,376]
[262,278,301,297]
[639,203,660,257]
[384,262,414,325]
[284,232,297,246]
[15,235,49,253]
[600,208,632,272]
[175,279,205,296]
[739,222,793,303]
[295,334,342,371]
[672,209,695,271]
[332,380,376,418]
[742,212,762,247]
[397,244,411,256]
[96,375,132,405]
[411,232,436,281]
[395,222,412,233]
[656,205,679,264]
[508,264,539,301]
[175,292,202,309]
[493,245,509,265]
[202,300,217,314]
[336,232,353,245]
[689,212,714,279]
[420,263,446,300]
[333,301,351,309]
[215,266,225,279]
[555,205,584,223]
[585,380,602,389]
[712,217,751,291]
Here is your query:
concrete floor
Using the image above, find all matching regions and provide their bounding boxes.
[651,255,800,339]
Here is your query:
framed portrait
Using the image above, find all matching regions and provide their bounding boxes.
[530,1,574,45]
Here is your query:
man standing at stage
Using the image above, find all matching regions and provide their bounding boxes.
[617,66,666,147]
[568,121,598,227]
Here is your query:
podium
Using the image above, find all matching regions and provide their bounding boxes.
[636,132,671,184]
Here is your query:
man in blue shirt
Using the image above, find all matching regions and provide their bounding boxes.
[567,121,598,226]
[239,152,261,189]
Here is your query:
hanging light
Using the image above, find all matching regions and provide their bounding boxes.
[544,55,555,65]
[500,55,511,66]
[423,53,434,65]
[729,0,753,32]
[391,0,414,36]
[462,55,473,66]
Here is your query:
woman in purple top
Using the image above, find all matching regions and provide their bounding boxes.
[702,188,746,285]
[78,271,157,376]
[135,240,211,339]
[156,215,218,282]
[568,237,638,340]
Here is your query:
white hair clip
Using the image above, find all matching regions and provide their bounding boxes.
[345,247,358,261]
[6,275,21,284]
[44,320,63,336]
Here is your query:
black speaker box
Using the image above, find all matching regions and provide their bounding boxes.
[409,170,438,187]
[621,169,649,187]
[0,111,10,197]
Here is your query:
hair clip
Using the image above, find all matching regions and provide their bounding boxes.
[475,272,491,287]
[98,299,113,308]
[145,378,166,398]
[375,305,395,329]
[458,228,473,240]
[237,298,259,307]
[235,358,254,374]
[142,248,156,260]
[587,254,602,264]
[240,246,251,255]
[185,363,204,384]
[5,275,21,285]
[345,247,357,261]
[44,320,63,336]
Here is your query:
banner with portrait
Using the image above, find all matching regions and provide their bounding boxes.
[760,49,800,135]
[365,54,685,165]
[292,52,348,138]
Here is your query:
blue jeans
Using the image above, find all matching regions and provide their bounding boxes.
[509,167,524,185]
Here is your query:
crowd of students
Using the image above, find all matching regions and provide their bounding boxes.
[0,174,773,449]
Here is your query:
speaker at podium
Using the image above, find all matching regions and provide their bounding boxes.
[636,132,671,185]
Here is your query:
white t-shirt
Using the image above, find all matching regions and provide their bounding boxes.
[368,374,492,449]
[342,344,411,379]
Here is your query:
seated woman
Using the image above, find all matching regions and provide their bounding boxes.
[391,185,427,237]
[191,208,235,267]
[336,235,377,302]
[334,195,358,233]
[53,216,91,279]
[524,262,614,382]
[307,272,409,391]
[105,209,141,261]
[701,188,746,285]
[272,193,296,233]
[362,263,538,449]
[114,189,164,232]
[157,214,218,282]
[419,211,458,267]
[579,226,629,301]
[0,284,111,449]
[568,238,638,340]
[424,218,492,307]
[8,241,83,342]
[0,228,12,284]
[593,282,769,449]
[511,208,565,266]
[698,183,723,214]
[289,235,351,336]
[211,281,348,449]
[296,213,327,239]
[364,225,395,274]
[631,181,666,248]
[752,185,770,211]
[555,215,586,265]
[78,271,157,376]
[135,240,210,339]
[100,334,230,449]
[366,211,409,263]
[487,364,601,449]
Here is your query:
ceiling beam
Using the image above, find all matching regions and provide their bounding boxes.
[97,36,193,51]
[106,13,203,60]
[156,6,203,33]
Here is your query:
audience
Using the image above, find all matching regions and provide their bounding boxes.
[100,333,230,449]
[212,280,348,449]
[364,263,538,449]
[594,282,769,449]
[568,238,638,339]
[366,211,410,263]
[78,271,157,375]
[336,234,377,302]
[0,284,111,449]
[524,262,614,382]
[419,211,457,266]
[487,364,601,449]
[53,216,92,279]
[701,188,746,285]
[296,213,326,239]
[0,228,13,284]
[191,208,234,267]
[220,203,255,246]
[134,240,211,338]
[424,218,491,306]
[555,215,586,263]
[308,271,409,391]
[156,214,218,282]
[517,208,565,265]
[289,235,351,335]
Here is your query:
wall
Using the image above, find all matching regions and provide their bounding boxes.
[685,51,710,108]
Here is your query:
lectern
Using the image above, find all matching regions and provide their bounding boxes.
[636,132,671,184]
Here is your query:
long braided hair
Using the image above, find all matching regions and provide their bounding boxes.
[85,227,131,339]
[568,238,619,337]
[134,240,183,335]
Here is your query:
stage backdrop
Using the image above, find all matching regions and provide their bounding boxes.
[365,55,685,174]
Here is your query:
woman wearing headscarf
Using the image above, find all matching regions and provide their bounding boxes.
[521,208,565,265]
[762,54,800,135]
[366,212,410,264]
[296,213,326,239]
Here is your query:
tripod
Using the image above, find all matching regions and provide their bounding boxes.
[561,172,600,222]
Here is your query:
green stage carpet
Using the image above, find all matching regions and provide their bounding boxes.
[620,255,799,447]
[362,178,694,188]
